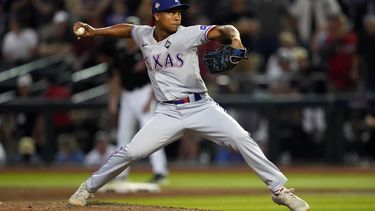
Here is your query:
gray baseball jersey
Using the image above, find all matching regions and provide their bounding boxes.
[85,24,287,194]
[131,25,212,101]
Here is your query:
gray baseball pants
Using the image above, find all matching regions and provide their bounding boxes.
[86,96,287,192]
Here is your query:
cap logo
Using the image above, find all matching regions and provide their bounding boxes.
[155,2,160,9]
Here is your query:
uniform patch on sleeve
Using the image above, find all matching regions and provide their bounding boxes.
[200,25,207,30]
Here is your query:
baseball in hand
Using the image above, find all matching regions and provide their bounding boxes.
[75,27,85,36]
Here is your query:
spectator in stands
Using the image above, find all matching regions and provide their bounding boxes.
[1,16,38,66]
[266,47,299,95]
[84,131,116,167]
[55,133,84,164]
[266,32,301,79]
[317,14,359,92]
[289,0,342,46]
[38,10,74,58]
[17,74,33,97]
[18,136,38,164]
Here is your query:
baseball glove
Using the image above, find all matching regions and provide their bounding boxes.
[203,45,248,74]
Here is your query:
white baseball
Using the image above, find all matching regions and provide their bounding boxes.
[75,27,85,36]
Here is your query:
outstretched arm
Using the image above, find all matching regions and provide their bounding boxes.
[73,22,134,38]
[207,25,244,49]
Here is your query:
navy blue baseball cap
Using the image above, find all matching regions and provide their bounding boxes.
[152,0,189,14]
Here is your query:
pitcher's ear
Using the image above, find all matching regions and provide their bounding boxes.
[153,13,160,22]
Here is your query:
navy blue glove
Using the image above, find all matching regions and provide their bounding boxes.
[203,45,248,74]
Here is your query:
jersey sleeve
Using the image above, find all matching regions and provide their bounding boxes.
[182,25,216,48]
[130,25,150,48]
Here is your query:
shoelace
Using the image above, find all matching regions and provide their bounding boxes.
[285,188,298,199]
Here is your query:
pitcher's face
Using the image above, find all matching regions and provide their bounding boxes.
[154,9,182,34]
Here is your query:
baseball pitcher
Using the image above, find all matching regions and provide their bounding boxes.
[68,0,309,210]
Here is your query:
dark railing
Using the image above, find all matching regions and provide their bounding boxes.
[215,93,373,163]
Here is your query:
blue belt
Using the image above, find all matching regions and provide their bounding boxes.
[163,93,204,105]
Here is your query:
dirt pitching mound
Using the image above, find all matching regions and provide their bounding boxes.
[0,201,211,211]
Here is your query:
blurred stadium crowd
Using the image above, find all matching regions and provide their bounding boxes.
[1,0,375,167]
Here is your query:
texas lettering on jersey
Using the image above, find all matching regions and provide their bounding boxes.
[144,53,184,71]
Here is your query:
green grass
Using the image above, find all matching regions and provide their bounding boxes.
[286,173,375,189]
[1,169,375,210]
[0,172,88,187]
[1,171,374,190]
